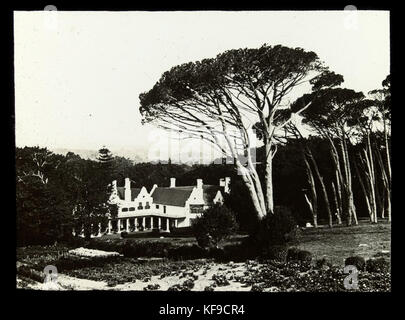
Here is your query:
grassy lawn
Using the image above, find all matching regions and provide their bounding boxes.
[296,219,391,266]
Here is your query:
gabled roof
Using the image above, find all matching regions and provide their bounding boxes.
[117,187,142,201]
[202,185,223,204]
[151,187,194,207]
[150,185,224,207]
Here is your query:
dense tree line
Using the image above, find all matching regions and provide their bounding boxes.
[16,147,117,245]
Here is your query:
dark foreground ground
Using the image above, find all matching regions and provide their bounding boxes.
[16,221,391,291]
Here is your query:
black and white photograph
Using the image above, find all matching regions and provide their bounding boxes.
[14,7,391,295]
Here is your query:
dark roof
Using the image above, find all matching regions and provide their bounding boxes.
[117,187,142,201]
[151,185,223,207]
[202,185,223,204]
[151,187,194,207]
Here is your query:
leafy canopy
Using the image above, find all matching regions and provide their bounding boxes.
[139,44,326,139]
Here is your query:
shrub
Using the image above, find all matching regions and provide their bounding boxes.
[296,250,312,262]
[144,284,160,291]
[266,245,289,262]
[366,258,390,273]
[17,265,44,283]
[167,282,193,291]
[345,256,366,271]
[183,279,195,290]
[86,238,126,253]
[121,240,173,258]
[169,227,194,237]
[315,258,330,270]
[221,242,253,262]
[120,231,128,238]
[208,247,226,261]
[287,248,313,263]
[250,206,297,256]
[192,204,238,248]
[168,244,208,260]
[212,273,230,286]
[251,284,264,292]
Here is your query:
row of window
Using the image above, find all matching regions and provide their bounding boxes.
[190,204,204,214]
[121,204,203,213]
[121,203,165,212]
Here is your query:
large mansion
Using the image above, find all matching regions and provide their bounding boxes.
[105,177,230,234]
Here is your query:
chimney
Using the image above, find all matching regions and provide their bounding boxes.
[170,177,176,188]
[220,177,231,194]
[196,178,203,189]
[219,178,225,187]
[110,180,118,200]
[125,178,131,201]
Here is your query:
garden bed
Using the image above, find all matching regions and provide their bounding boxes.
[17,257,390,292]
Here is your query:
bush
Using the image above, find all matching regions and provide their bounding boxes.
[208,247,226,261]
[120,231,128,238]
[121,240,173,258]
[86,238,126,253]
[266,245,289,262]
[192,204,238,248]
[221,242,253,262]
[144,284,160,291]
[287,248,313,263]
[17,265,44,283]
[169,227,194,237]
[366,258,390,273]
[345,256,366,271]
[250,206,297,256]
[315,258,331,270]
[168,244,208,260]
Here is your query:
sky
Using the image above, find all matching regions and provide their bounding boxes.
[14,10,390,160]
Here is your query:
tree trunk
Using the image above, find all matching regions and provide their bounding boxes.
[331,181,342,224]
[306,147,333,227]
[383,118,391,183]
[237,164,266,219]
[383,118,391,222]
[327,137,348,223]
[375,144,391,222]
[334,172,343,223]
[84,223,92,241]
[367,134,377,223]
[374,172,384,219]
[303,152,318,227]
[361,134,377,223]
[264,140,274,215]
[354,155,373,222]
[304,194,317,227]
[340,136,358,225]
